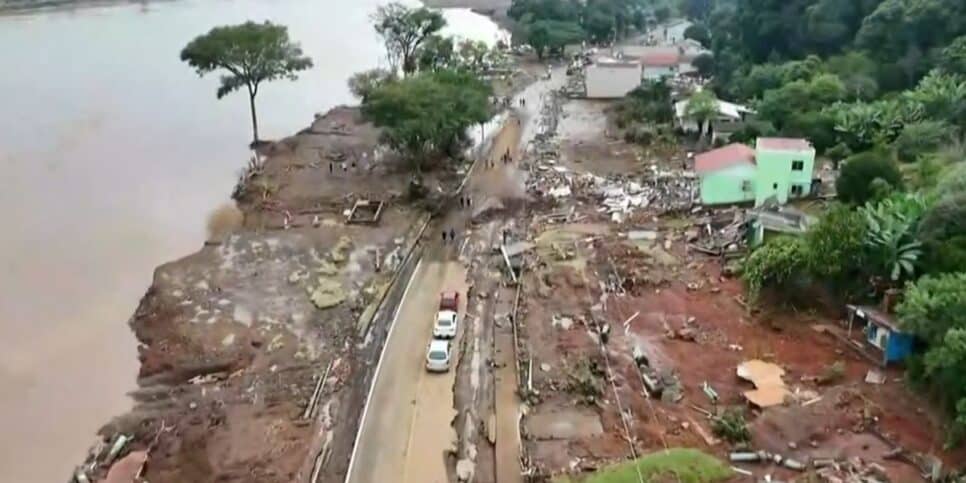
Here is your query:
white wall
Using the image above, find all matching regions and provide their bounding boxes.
[586,64,642,99]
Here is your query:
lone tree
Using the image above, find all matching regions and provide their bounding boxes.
[181,21,313,144]
[372,3,446,75]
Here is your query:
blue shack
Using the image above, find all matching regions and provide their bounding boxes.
[845,304,914,366]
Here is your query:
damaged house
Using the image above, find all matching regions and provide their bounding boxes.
[845,299,915,366]
[695,137,817,207]
[613,45,708,81]
[674,96,754,143]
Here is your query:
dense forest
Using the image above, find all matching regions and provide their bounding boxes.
[692,0,966,446]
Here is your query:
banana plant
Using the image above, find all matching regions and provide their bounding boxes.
[861,194,927,282]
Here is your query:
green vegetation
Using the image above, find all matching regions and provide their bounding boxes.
[508,0,651,58]
[697,0,966,166]
[711,407,751,443]
[859,193,928,282]
[348,68,394,102]
[372,2,446,75]
[354,4,512,175]
[180,21,313,143]
[897,273,966,446]
[557,448,733,483]
[614,81,676,147]
[684,89,719,143]
[835,150,903,205]
[615,82,673,126]
[742,236,810,300]
[360,69,491,170]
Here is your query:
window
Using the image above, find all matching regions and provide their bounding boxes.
[791,184,804,196]
[772,183,778,190]
[792,160,804,171]
[741,180,752,192]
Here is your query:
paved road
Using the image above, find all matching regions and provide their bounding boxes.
[347,89,549,482]
[346,256,468,483]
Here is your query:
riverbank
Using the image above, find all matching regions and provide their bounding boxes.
[1,2,510,480]
[72,106,464,482]
[72,63,538,483]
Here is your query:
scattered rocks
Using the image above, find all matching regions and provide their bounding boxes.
[307,278,346,309]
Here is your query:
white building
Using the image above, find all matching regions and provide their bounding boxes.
[585,59,643,99]
[663,19,693,44]
[674,96,755,142]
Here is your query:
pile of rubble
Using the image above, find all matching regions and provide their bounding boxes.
[812,457,895,483]
[687,208,748,256]
[529,162,696,222]
[730,451,899,483]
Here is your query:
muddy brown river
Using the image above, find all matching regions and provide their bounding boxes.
[0,1,500,480]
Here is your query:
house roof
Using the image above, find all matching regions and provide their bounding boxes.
[641,50,680,66]
[757,137,812,152]
[674,97,754,121]
[593,58,642,69]
[847,304,903,333]
[615,46,681,66]
[694,143,756,174]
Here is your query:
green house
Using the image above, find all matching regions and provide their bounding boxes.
[695,138,816,206]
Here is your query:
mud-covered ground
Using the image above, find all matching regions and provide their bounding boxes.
[509,90,966,481]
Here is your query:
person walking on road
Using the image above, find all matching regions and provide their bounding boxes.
[449,228,456,243]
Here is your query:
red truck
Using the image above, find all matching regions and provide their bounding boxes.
[439,291,459,312]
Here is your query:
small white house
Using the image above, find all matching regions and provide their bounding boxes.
[674,96,755,142]
[585,59,643,99]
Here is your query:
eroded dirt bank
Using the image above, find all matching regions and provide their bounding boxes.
[74,106,470,483]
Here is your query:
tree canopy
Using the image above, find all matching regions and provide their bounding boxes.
[716,0,966,445]
[348,68,394,102]
[897,272,966,445]
[372,3,446,75]
[508,0,649,58]
[180,21,313,143]
[360,69,491,170]
[835,150,903,205]
[683,23,711,47]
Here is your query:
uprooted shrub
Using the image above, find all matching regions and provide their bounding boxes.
[566,358,604,404]
[712,407,751,444]
[742,236,810,301]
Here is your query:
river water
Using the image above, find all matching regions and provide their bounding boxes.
[0,1,501,480]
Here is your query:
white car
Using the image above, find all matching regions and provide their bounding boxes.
[433,310,458,339]
[426,339,452,372]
